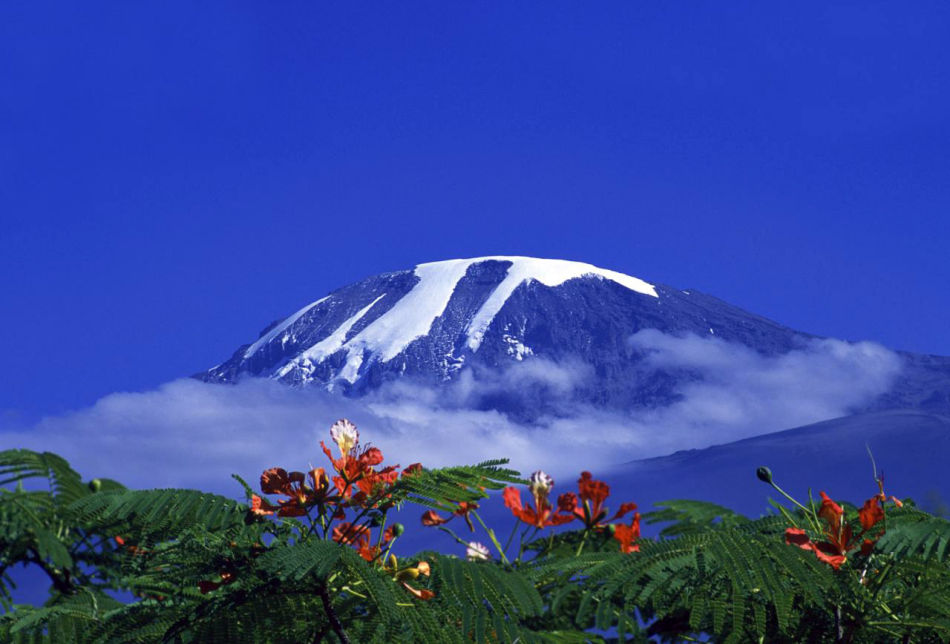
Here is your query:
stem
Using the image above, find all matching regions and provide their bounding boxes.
[320,502,332,540]
[306,505,320,537]
[517,527,540,563]
[769,481,822,533]
[378,535,398,566]
[575,529,590,557]
[68,527,97,558]
[338,485,394,544]
[503,519,520,553]
[834,604,843,643]
[375,511,389,550]
[471,510,509,564]
[317,585,350,644]
[437,526,470,548]
[772,481,811,514]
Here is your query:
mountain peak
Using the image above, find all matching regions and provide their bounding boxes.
[415,256,657,296]
[411,257,657,352]
[204,256,668,394]
[199,256,950,419]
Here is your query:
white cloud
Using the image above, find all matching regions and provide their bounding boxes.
[0,334,902,492]
[623,330,903,454]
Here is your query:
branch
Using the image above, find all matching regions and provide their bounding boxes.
[317,584,350,644]
[26,549,74,594]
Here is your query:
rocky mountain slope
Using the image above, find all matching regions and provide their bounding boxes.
[199,257,950,418]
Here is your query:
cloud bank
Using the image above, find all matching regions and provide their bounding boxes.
[1,333,902,492]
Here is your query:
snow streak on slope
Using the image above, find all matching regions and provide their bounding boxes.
[243,296,329,359]
[342,259,475,363]
[277,294,387,382]
[463,257,658,351]
[297,257,658,368]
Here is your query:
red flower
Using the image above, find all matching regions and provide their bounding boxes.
[809,492,852,569]
[858,496,885,532]
[256,466,331,517]
[785,490,895,570]
[402,463,423,477]
[320,420,399,504]
[502,471,575,529]
[570,471,638,529]
[558,492,577,513]
[614,513,641,554]
[352,463,400,500]
[332,521,372,546]
[421,501,479,531]
[332,522,396,561]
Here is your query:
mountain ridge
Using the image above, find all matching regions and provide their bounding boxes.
[198,257,950,419]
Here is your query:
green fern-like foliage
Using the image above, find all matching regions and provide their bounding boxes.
[4,447,950,643]
[0,449,584,642]
[68,488,248,540]
[573,500,950,643]
[0,449,129,609]
[560,505,824,641]
[388,459,524,513]
[876,505,950,561]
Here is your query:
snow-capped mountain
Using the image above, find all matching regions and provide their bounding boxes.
[199,256,950,418]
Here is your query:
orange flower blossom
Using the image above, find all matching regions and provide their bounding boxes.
[503,470,575,529]
[785,489,895,570]
[558,471,638,530]
[613,512,642,554]
[251,465,331,518]
[320,419,400,503]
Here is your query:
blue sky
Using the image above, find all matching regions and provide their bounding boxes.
[2,2,949,423]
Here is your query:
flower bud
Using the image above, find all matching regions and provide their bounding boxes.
[529,470,554,496]
[755,466,773,484]
[88,478,102,493]
[392,523,405,537]
[329,418,359,455]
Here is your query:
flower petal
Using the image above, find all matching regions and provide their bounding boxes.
[502,487,523,513]
[858,497,885,531]
[557,492,577,513]
[610,502,638,520]
[421,510,451,526]
[260,467,290,495]
[812,541,847,569]
[250,495,276,516]
[784,527,811,550]
[401,582,435,600]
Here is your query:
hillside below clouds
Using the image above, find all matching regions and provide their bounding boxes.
[199,257,950,426]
